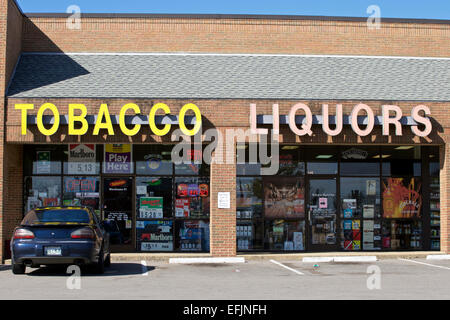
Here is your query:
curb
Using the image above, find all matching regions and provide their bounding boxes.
[426,254,450,260]
[169,257,246,264]
[303,256,377,263]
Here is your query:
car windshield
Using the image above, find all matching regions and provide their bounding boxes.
[21,209,91,225]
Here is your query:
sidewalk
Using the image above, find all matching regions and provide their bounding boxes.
[2,251,445,265]
[110,251,446,262]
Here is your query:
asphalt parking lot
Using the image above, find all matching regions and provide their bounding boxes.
[0,258,449,300]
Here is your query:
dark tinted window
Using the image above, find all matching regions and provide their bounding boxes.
[22,209,91,225]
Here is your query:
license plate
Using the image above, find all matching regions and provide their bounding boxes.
[45,247,62,256]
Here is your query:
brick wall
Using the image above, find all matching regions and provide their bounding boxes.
[210,127,236,256]
[21,15,450,57]
[440,143,450,253]
[0,0,22,263]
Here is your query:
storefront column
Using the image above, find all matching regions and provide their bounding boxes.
[210,127,236,257]
[440,144,450,254]
[1,145,23,262]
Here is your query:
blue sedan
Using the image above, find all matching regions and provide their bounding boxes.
[11,206,111,274]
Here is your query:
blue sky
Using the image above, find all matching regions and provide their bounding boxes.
[16,0,450,20]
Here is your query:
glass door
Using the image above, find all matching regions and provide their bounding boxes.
[307,178,339,251]
[102,177,134,251]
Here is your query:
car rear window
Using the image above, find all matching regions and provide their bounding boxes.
[22,209,91,225]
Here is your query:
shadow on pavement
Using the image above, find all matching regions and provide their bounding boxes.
[0,265,11,272]
[24,263,155,277]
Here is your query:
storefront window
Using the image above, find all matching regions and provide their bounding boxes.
[429,146,440,250]
[381,146,421,176]
[264,220,306,251]
[236,144,262,176]
[136,177,173,218]
[24,176,61,211]
[382,177,422,219]
[340,147,380,176]
[135,145,173,175]
[264,177,305,219]
[136,220,174,252]
[175,177,210,218]
[263,146,304,176]
[305,146,338,175]
[174,146,209,176]
[381,220,422,250]
[63,144,101,175]
[237,220,264,251]
[381,177,422,250]
[237,177,263,219]
[63,176,100,214]
[340,178,381,251]
[175,220,210,252]
[24,145,63,175]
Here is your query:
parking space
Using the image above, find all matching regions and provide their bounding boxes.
[0,258,448,299]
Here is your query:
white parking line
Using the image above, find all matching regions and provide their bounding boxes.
[270,260,304,275]
[398,258,450,270]
[141,260,149,276]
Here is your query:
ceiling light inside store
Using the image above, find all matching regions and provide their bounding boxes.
[236,144,247,149]
[395,146,414,150]
[372,155,391,159]
[315,155,333,159]
[282,146,299,150]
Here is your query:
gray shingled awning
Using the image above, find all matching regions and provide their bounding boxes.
[7,53,450,101]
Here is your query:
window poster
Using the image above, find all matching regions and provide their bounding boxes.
[136,220,173,252]
[104,144,133,174]
[68,144,96,174]
[293,232,304,251]
[139,197,164,219]
[382,178,422,218]
[180,221,203,251]
[342,219,361,251]
[36,151,51,174]
[264,177,305,218]
[363,204,375,218]
[175,198,190,217]
[343,199,356,218]
[366,180,377,196]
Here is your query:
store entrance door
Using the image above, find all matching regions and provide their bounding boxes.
[102,177,134,252]
[307,178,339,251]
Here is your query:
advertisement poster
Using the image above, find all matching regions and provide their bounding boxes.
[366,180,377,196]
[175,198,190,217]
[180,221,203,251]
[293,232,304,251]
[363,204,375,218]
[68,144,96,174]
[104,144,133,174]
[136,220,173,252]
[382,178,422,218]
[343,199,356,218]
[36,151,51,174]
[319,197,328,209]
[139,197,164,219]
[264,177,305,218]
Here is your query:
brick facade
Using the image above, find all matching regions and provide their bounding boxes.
[0,0,22,262]
[1,1,450,261]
